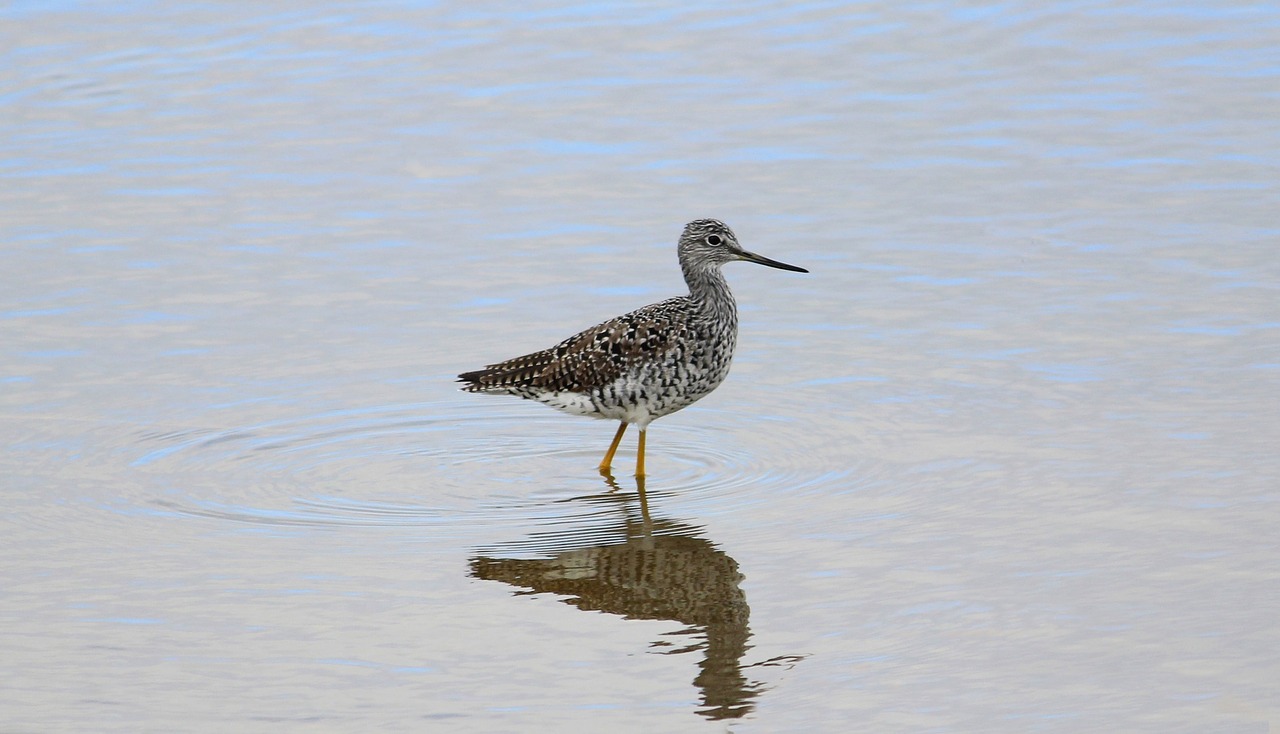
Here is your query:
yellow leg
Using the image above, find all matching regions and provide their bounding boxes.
[599,422,628,474]
[635,428,647,478]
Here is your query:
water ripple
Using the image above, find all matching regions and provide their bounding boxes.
[127,401,849,532]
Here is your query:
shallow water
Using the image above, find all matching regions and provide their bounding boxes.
[3,2,1278,732]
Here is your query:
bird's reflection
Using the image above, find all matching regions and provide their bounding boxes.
[469,474,789,720]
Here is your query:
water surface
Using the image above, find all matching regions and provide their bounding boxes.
[2,2,1277,732]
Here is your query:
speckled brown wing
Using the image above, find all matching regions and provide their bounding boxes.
[456,345,561,392]
[458,297,692,394]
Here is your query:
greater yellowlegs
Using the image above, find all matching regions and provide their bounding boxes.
[458,219,807,477]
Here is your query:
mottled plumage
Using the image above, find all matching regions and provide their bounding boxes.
[458,219,807,476]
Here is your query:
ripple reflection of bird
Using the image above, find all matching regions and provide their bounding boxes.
[468,474,802,720]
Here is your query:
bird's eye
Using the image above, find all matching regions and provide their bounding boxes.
[705,234,723,246]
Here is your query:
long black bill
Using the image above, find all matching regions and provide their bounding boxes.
[739,249,809,273]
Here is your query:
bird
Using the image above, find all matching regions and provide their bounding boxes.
[457,219,807,477]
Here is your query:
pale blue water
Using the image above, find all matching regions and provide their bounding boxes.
[3,2,1277,732]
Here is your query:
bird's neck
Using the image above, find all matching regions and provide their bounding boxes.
[684,266,737,322]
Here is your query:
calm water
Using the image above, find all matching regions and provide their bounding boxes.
[3,2,1277,732]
